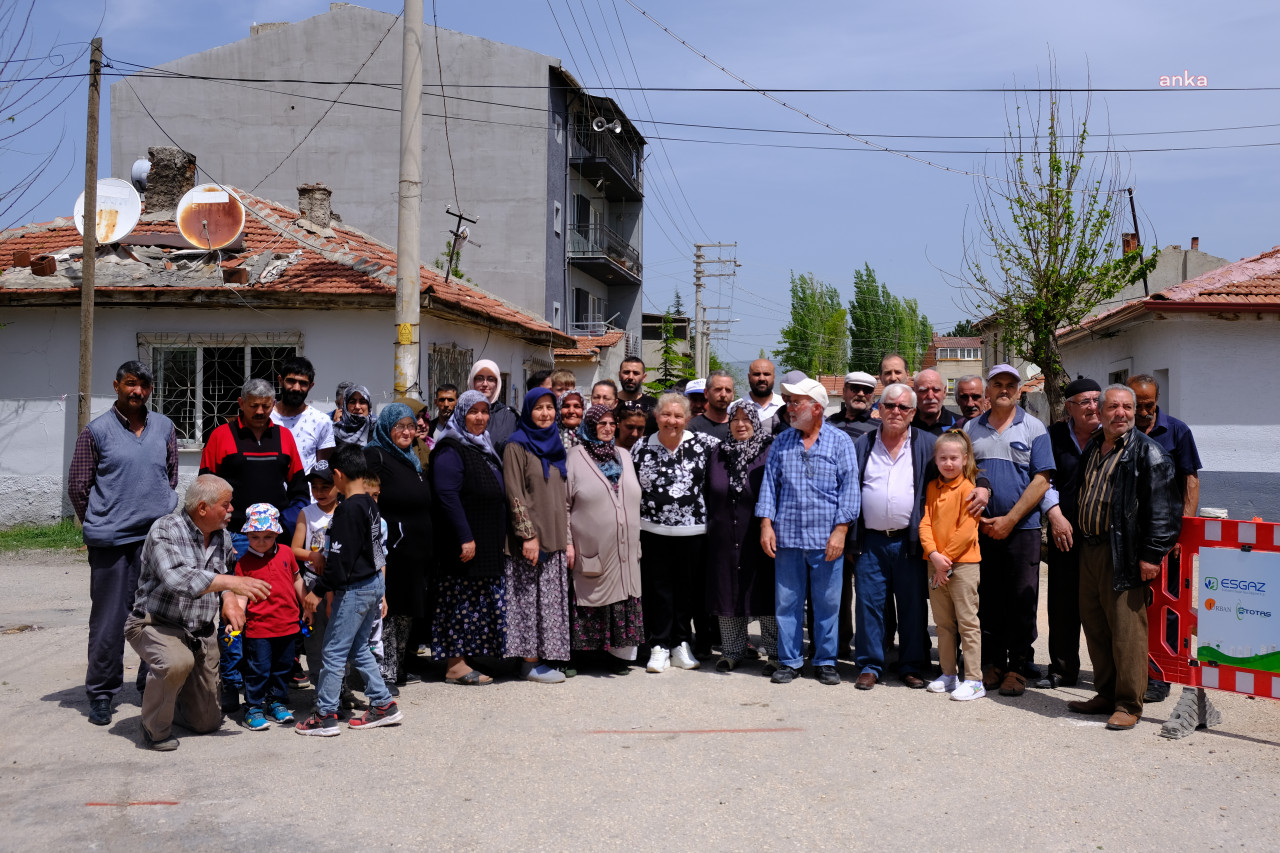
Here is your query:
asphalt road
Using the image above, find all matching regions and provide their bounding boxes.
[2,548,1278,852]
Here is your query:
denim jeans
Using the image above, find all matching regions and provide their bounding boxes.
[219,535,256,693]
[854,530,929,677]
[316,573,392,715]
[775,548,842,668]
[243,634,296,711]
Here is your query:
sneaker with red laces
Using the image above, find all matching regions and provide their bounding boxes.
[294,712,340,737]
[349,701,403,730]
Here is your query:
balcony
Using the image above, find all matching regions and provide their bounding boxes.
[568,223,642,286]
[570,121,643,202]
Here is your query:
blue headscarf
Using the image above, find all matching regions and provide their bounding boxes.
[369,401,421,472]
[506,387,567,480]
[441,389,501,465]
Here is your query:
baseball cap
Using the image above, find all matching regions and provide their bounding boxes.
[308,459,334,483]
[987,363,1021,382]
[844,370,877,390]
[780,370,808,387]
[781,377,829,408]
[684,378,706,396]
[241,502,283,534]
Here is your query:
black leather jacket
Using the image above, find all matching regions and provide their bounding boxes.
[1076,428,1182,591]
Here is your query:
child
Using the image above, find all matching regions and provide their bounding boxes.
[919,429,984,701]
[295,445,401,736]
[231,503,305,730]
[361,473,393,686]
[292,460,339,688]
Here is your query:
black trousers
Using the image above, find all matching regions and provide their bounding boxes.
[640,531,706,649]
[977,527,1041,670]
[86,541,148,700]
[1046,543,1082,681]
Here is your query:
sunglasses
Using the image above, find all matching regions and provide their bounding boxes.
[847,385,874,394]
[618,400,646,410]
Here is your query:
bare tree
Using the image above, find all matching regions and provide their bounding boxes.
[0,0,92,229]
[958,60,1155,420]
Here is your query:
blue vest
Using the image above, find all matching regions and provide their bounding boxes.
[82,409,178,547]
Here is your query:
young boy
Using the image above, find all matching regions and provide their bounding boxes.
[230,503,304,730]
[295,446,402,736]
[291,460,339,688]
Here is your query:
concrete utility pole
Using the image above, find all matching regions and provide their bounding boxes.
[692,242,737,376]
[394,2,424,398]
[77,37,103,435]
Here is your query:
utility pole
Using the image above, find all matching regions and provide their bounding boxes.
[692,242,737,376]
[77,37,103,435]
[394,1,424,399]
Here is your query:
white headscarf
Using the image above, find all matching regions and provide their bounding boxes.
[467,359,503,405]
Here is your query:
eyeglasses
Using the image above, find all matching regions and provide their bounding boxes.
[846,385,874,394]
[1067,396,1100,408]
[390,422,416,433]
[880,402,914,412]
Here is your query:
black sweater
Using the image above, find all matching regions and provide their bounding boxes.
[314,493,383,594]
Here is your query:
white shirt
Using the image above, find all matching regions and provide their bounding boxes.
[743,393,785,432]
[270,405,335,473]
[860,431,915,531]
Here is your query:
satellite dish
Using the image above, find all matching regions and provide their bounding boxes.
[74,178,143,244]
[130,158,150,191]
[176,183,245,250]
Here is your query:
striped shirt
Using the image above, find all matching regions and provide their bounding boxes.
[1078,431,1129,537]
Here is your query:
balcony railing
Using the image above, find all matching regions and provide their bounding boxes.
[570,120,643,194]
[568,223,642,279]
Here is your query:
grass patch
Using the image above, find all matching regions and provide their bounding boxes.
[0,519,84,552]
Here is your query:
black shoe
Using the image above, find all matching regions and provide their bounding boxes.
[761,659,780,677]
[1144,679,1172,703]
[219,684,241,714]
[771,665,800,684]
[142,728,179,751]
[88,697,112,726]
[815,665,841,686]
[1034,672,1079,689]
[389,683,400,697]
[1014,661,1042,681]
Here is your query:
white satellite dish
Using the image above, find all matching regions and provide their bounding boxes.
[73,178,143,244]
[176,183,245,250]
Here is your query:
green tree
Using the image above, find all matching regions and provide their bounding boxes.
[960,62,1156,419]
[773,272,848,376]
[671,287,686,317]
[646,310,693,392]
[946,319,980,337]
[846,263,934,373]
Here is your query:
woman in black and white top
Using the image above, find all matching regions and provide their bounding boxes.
[630,392,719,673]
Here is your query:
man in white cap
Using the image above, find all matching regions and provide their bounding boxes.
[828,371,878,440]
[684,377,708,419]
[756,377,860,686]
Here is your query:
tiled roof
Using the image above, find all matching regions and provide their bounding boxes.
[932,336,983,348]
[553,329,626,359]
[0,189,573,346]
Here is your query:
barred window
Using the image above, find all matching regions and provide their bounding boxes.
[427,342,474,399]
[138,332,302,446]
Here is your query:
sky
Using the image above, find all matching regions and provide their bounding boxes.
[8,0,1280,363]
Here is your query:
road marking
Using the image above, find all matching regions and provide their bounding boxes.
[590,727,803,734]
[85,802,180,807]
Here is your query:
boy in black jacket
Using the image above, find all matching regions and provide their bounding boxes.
[295,446,402,736]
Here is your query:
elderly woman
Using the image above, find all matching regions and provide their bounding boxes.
[558,387,586,449]
[430,390,507,685]
[394,395,434,469]
[706,400,779,673]
[502,388,572,683]
[334,384,374,449]
[631,391,719,673]
[468,359,518,450]
[567,404,643,673]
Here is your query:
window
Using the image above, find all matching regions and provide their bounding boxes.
[1109,368,1130,385]
[553,114,563,144]
[139,332,301,446]
[946,378,956,395]
[938,347,980,360]
[553,201,562,237]
[428,342,474,399]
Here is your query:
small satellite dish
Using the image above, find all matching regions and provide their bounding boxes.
[176,183,245,250]
[74,178,143,244]
[130,158,150,191]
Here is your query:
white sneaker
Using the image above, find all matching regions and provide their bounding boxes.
[646,646,670,673]
[670,641,701,670]
[927,674,958,694]
[951,680,986,701]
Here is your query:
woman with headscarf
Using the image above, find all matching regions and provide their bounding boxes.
[558,387,586,449]
[429,390,507,685]
[393,395,434,469]
[566,404,643,673]
[365,402,433,688]
[501,388,572,683]
[705,400,779,674]
[333,384,375,449]
[467,359,518,451]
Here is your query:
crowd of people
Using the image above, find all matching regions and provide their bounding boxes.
[68,349,1193,748]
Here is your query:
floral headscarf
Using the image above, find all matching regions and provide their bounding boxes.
[721,399,771,493]
[578,402,622,487]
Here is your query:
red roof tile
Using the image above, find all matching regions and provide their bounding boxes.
[554,329,626,359]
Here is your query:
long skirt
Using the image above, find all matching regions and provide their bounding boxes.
[502,551,571,660]
[433,575,506,658]
[573,595,644,652]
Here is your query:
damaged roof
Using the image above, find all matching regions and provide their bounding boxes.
[553,329,627,360]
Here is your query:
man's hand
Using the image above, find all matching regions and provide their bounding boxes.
[824,527,847,563]
[380,596,388,619]
[460,541,476,562]
[522,537,540,565]
[222,598,247,633]
[979,514,1015,540]
[228,576,271,603]
[1139,560,1161,582]
[760,519,777,559]
[1168,543,1182,566]
[965,486,990,519]
[1048,507,1074,552]
[302,591,322,618]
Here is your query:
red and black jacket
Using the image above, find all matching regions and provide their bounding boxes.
[199,416,309,534]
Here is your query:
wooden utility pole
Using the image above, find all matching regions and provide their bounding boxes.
[394,2,424,398]
[77,37,103,435]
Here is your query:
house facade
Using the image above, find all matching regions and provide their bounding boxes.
[920,335,983,407]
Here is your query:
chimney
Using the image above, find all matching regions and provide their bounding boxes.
[1191,236,1200,251]
[1121,232,1137,254]
[143,146,197,219]
[297,183,333,229]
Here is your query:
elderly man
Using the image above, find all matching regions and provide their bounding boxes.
[954,374,986,424]
[850,383,937,689]
[964,364,1055,696]
[124,475,271,750]
[68,360,179,726]
[689,370,735,442]
[828,371,878,440]
[745,359,785,433]
[1041,377,1103,689]
[911,369,960,435]
[757,377,860,686]
[269,356,334,474]
[1068,385,1181,730]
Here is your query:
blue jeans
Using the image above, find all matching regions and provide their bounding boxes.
[854,531,929,676]
[243,634,296,711]
[775,548,842,668]
[316,573,392,715]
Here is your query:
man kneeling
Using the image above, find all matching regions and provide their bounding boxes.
[125,475,270,750]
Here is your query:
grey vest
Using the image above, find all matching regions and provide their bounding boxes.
[82,409,178,547]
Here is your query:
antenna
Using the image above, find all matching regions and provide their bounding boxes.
[176,183,245,250]
[73,178,142,244]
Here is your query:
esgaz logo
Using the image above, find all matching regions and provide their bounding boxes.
[1205,576,1264,595]
[1204,577,1218,591]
